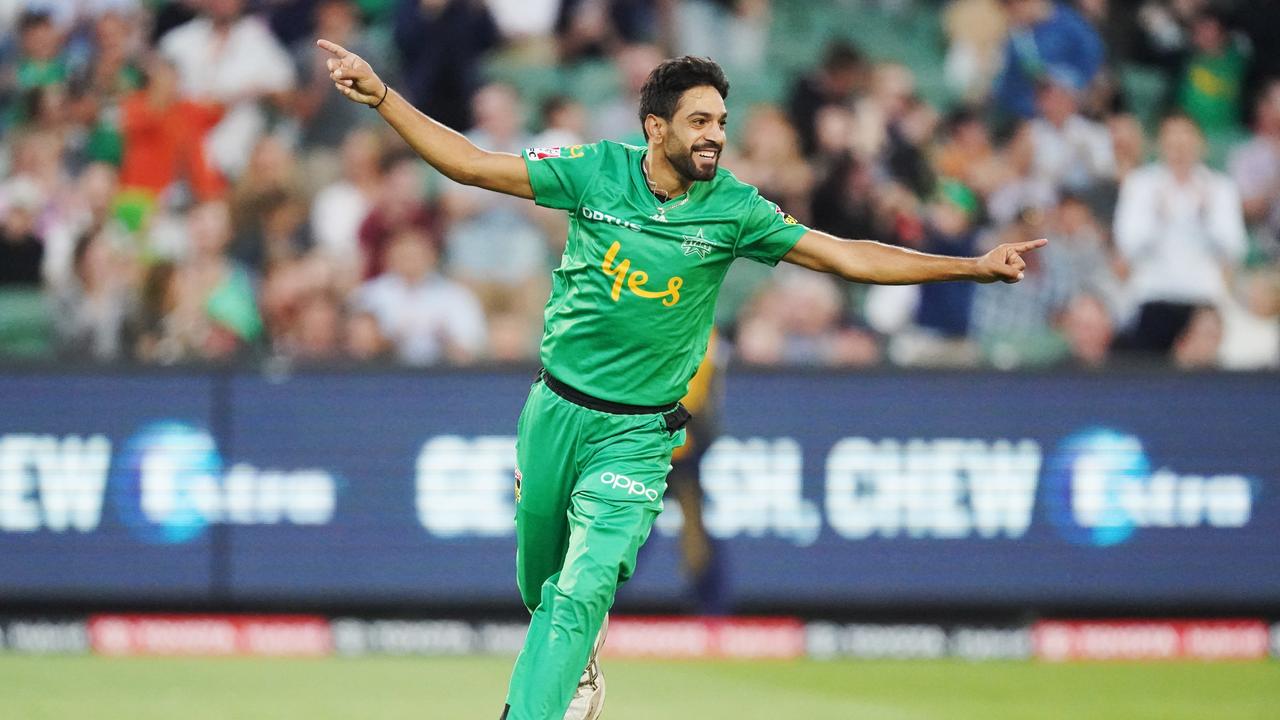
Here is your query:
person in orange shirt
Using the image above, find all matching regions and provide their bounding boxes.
[120,54,225,202]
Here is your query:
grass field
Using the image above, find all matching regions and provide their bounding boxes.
[3,655,1277,719]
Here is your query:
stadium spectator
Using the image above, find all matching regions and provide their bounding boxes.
[1028,72,1116,195]
[353,227,487,365]
[344,309,390,361]
[670,0,768,71]
[266,0,324,47]
[725,105,814,224]
[149,0,199,43]
[441,84,553,328]
[845,64,938,201]
[1130,0,1201,85]
[278,290,345,362]
[1056,293,1114,367]
[259,252,342,356]
[310,128,384,276]
[392,0,498,132]
[12,9,65,95]
[909,181,983,362]
[158,0,297,177]
[986,120,1058,226]
[3,129,80,277]
[591,42,661,143]
[42,162,124,290]
[133,261,182,363]
[227,134,306,271]
[118,53,225,203]
[943,0,1008,102]
[1108,112,1148,180]
[485,0,559,47]
[735,268,880,367]
[357,151,438,280]
[809,153,881,243]
[241,188,312,273]
[1234,0,1280,107]
[1114,114,1247,355]
[934,107,1002,195]
[175,199,263,360]
[0,178,44,287]
[64,8,144,168]
[1171,305,1223,368]
[531,94,588,149]
[969,207,1072,368]
[1218,268,1280,369]
[786,41,867,157]
[555,0,622,62]
[1175,9,1248,136]
[1227,78,1280,259]
[1043,192,1126,318]
[53,229,138,361]
[289,0,382,150]
[992,0,1104,120]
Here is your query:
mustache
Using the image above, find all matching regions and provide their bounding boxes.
[692,143,722,153]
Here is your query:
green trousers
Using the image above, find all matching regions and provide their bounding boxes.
[504,379,685,720]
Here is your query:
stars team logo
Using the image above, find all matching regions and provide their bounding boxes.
[681,228,714,259]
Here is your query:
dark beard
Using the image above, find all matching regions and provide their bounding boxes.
[665,140,717,182]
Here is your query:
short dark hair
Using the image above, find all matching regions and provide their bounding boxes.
[18,9,53,32]
[638,56,729,140]
[821,41,864,73]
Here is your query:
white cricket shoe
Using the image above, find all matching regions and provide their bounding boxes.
[563,614,608,720]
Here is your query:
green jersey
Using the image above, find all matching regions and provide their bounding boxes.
[523,140,808,405]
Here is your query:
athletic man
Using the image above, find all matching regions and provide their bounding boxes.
[317,39,1045,720]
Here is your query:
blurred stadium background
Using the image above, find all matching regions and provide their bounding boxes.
[1,0,1279,717]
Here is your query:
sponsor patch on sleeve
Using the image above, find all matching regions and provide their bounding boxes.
[526,147,562,161]
[772,202,799,224]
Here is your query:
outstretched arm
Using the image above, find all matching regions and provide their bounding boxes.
[782,229,1046,284]
[316,38,533,199]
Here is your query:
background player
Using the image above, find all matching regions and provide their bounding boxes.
[317,38,1044,720]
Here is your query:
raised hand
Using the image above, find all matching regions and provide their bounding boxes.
[316,38,386,107]
[975,238,1048,284]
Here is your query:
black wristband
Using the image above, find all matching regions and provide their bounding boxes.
[371,83,389,109]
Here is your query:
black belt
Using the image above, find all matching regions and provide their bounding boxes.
[537,368,692,432]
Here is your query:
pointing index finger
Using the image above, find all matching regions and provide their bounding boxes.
[1012,238,1048,254]
[316,38,348,58]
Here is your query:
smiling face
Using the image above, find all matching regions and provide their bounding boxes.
[652,84,727,183]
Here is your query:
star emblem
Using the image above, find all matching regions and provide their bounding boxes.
[681,228,714,259]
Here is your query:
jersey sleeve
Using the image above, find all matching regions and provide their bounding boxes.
[522,142,605,211]
[734,192,809,266]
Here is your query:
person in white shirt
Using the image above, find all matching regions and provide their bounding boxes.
[354,227,487,366]
[1113,114,1247,354]
[159,0,296,177]
[1029,69,1115,193]
[309,128,381,272]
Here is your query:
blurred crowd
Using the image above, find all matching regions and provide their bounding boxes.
[1,0,1278,370]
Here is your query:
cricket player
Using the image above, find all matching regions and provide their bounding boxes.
[318,39,1044,720]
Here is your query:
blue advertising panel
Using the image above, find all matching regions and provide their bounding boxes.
[710,372,1280,607]
[0,374,217,602]
[1,369,1277,609]
[224,372,533,604]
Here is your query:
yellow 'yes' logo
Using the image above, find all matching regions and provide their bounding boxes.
[602,241,682,307]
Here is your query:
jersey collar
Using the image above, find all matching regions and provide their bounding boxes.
[634,149,702,213]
